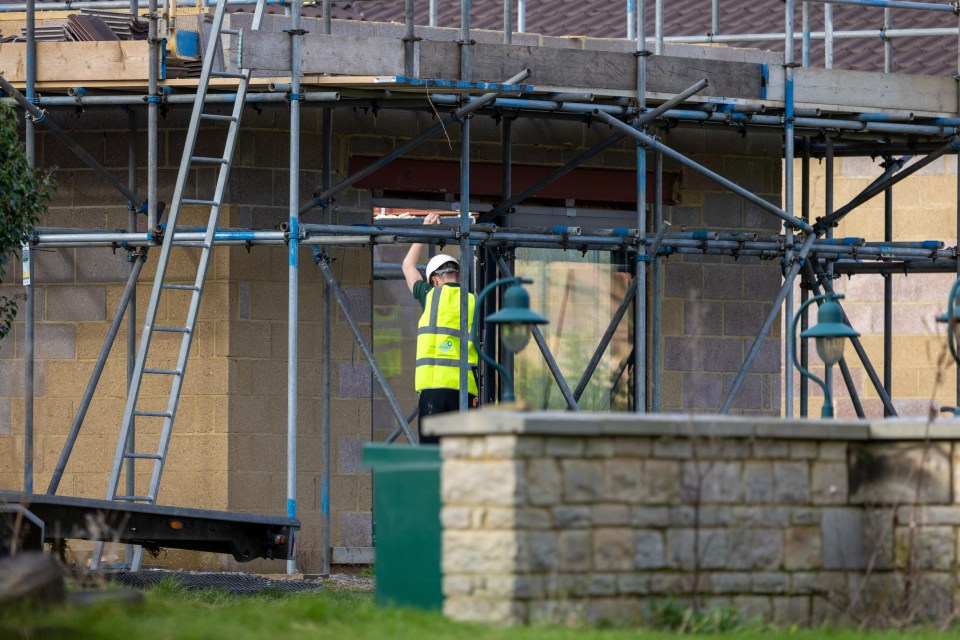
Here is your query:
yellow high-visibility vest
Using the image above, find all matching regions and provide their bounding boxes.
[415,284,478,394]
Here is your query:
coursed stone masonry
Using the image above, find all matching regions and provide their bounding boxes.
[428,411,960,625]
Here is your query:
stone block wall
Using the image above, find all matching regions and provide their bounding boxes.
[431,411,960,626]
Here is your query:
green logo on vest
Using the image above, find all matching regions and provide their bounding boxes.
[439,340,455,354]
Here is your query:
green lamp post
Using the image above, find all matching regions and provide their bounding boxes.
[936,277,960,365]
[472,277,548,404]
[791,293,860,418]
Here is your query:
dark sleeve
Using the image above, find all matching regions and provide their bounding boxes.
[413,280,431,311]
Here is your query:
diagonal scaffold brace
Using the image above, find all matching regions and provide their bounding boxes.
[312,247,418,445]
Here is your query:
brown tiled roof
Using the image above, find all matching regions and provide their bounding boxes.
[279,0,960,77]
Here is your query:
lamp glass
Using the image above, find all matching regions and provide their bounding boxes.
[951,315,960,348]
[815,336,845,366]
[501,322,532,353]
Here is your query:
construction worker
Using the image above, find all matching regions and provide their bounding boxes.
[402,212,479,444]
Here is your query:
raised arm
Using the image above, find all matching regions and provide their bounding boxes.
[402,212,441,293]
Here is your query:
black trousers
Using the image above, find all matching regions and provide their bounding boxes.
[417,388,478,445]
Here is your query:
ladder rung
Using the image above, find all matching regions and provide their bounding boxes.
[153,326,191,334]
[172,241,212,249]
[200,113,238,123]
[133,410,173,418]
[222,28,240,35]
[211,71,246,79]
[124,452,163,460]
[143,368,182,376]
[113,495,155,503]
[162,284,201,291]
[191,156,229,165]
[181,199,219,207]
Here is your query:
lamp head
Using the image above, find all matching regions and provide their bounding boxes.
[800,297,860,366]
[486,284,548,353]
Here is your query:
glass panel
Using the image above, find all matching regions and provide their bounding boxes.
[512,248,633,411]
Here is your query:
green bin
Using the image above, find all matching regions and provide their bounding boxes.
[362,443,443,610]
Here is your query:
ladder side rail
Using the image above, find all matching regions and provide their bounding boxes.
[143,0,269,499]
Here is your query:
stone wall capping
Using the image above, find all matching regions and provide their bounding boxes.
[426,410,900,440]
[866,419,960,440]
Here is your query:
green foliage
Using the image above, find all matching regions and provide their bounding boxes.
[0,102,54,339]
[645,599,755,634]
[3,581,960,640]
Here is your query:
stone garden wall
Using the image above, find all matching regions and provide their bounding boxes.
[428,411,960,626]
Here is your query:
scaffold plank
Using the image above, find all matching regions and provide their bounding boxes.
[765,65,956,117]
[238,31,405,76]
[0,40,153,83]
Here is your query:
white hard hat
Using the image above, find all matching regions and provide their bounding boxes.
[425,254,460,282]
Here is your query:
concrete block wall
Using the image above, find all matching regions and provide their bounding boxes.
[431,411,960,626]
[793,155,958,419]
[657,128,784,414]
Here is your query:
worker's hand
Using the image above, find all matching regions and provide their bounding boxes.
[423,212,442,226]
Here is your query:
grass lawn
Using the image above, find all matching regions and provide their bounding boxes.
[1,579,957,639]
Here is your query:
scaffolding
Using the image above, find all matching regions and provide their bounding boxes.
[4,0,960,575]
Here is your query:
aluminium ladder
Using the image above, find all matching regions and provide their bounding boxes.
[93,0,268,570]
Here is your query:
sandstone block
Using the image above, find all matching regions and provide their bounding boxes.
[558,530,591,572]
[630,506,670,527]
[616,573,650,595]
[752,439,789,458]
[443,597,526,625]
[611,436,652,457]
[751,572,788,594]
[443,460,523,506]
[523,531,559,573]
[484,507,551,530]
[772,596,811,625]
[603,459,642,503]
[643,460,681,504]
[730,506,789,527]
[773,461,810,504]
[653,438,692,458]
[791,508,821,525]
[585,438,614,458]
[784,527,821,570]
[849,442,951,505]
[727,529,783,570]
[894,525,954,571]
[526,459,561,506]
[821,508,863,570]
[545,437,585,457]
[634,530,665,569]
[441,507,471,530]
[592,504,629,526]
[485,435,520,458]
[667,528,730,570]
[593,528,633,571]
[587,574,617,597]
[682,461,743,503]
[561,459,604,503]
[789,442,819,460]
[732,596,772,620]
[443,530,519,574]
[745,461,774,503]
[811,462,848,505]
[444,575,475,596]
[553,506,591,528]
[707,572,750,594]
[818,442,847,461]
